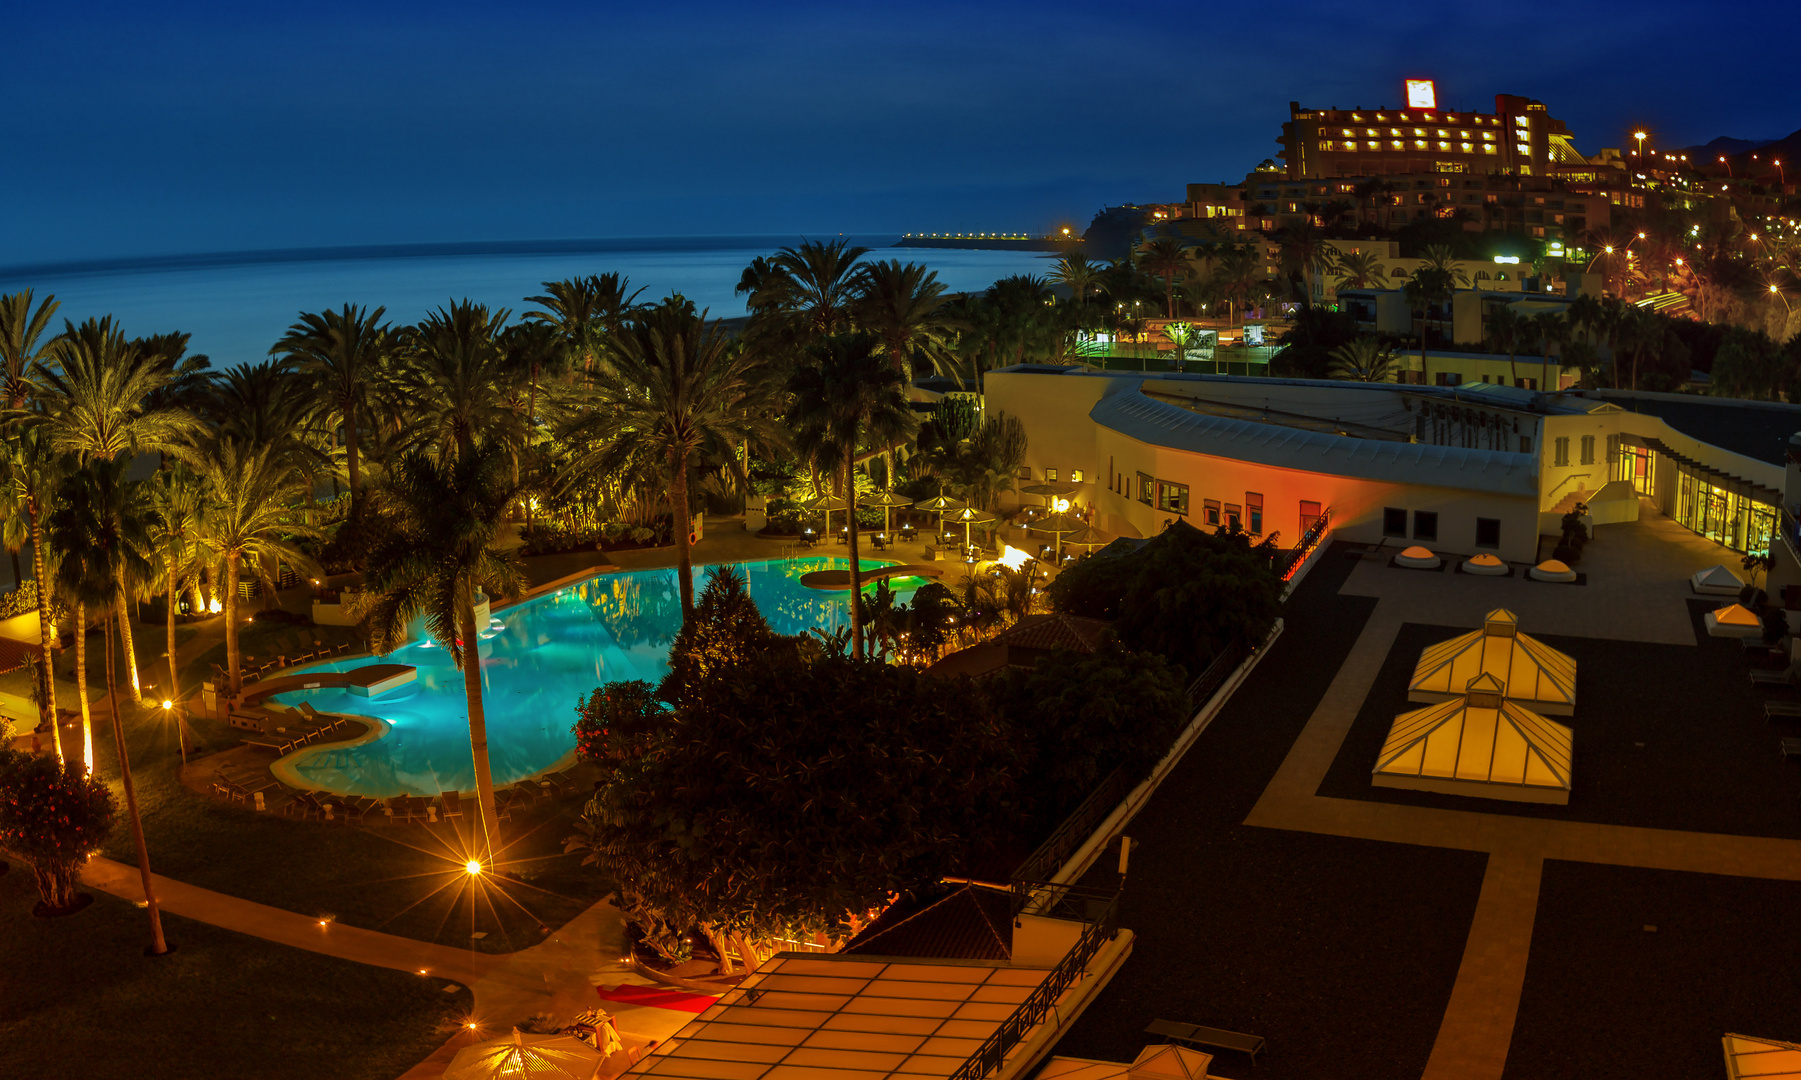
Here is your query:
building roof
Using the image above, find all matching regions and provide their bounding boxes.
[1595,391,1801,467]
[1410,609,1577,713]
[1092,385,1539,497]
[1375,676,1575,794]
[991,614,1114,654]
[1724,1033,1801,1079]
[630,954,1049,1080]
[843,884,1016,962]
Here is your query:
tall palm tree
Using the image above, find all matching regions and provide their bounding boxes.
[394,301,522,464]
[1275,221,1329,306]
[570,300,776,618]
[1048,256,1105,314]
[1213,245,1265,326]
[1404,267,1457,384]
[190,436,318,693]
[1,428,66,747]
[854,260,954,380]
[1529,312,1567,392]
[1333,249,1387,290]
[1137,237,1194,317]
[147,466,208,707]
[787,333,918,658]
[362,446,527,865]
[1327,337,1401,382]
[1486,304,1524,386]
[271,304,392,520]
[524,274,643,375]
[0,289,60,410]
[1420,244,1473,288]
[35,316,198,701]
[751,239,871,338]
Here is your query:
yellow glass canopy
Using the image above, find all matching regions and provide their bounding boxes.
[1376,672,1574,804]
[1410,608,1576,715]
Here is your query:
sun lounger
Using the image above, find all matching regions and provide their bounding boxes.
[1765,701,1801,720]
[1749,669,1794,687]
[1145,1019,1266,1065]
[335,796,381,824]
[438,790,466,819]
[1782,738,1801,760]
[384,796,422,823]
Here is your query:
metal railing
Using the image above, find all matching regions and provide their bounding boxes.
[1011,767,1132,885]
[946,885,1121,1080]
[1275,508,1331,581]
[1780,506,1801,571]
[1186,637,1252,710]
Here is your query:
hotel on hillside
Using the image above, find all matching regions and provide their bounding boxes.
[987,365,1801,575]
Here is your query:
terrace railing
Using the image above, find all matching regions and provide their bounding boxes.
[1185,637,1252,711]
[947,884,1121,1080]
[1275,507,1331,582]
[1010,767,1132,886]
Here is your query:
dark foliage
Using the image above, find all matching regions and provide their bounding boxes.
[1272,306,1360,379]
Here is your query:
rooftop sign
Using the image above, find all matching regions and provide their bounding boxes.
[1405,79,1436,110]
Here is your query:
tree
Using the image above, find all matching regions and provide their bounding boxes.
[362,445,528,865]
[571,300,775,619]
[567,644,1022,973]
[190,436,318,693]
[1274,221,1328,306]
[1404,266,1457,383]
[1,427,66,747]
[1333,249,1387,290]
[787,333,919,657]
[1271,307,1359,379]
[750,239,871,339]
[1486,304,1524,386]
[271,304,392,520]
[656,565,782,707]
[1137,237,1194,317]
[0,748,116,914]
[1328,337,1402,382]
[1048,255,1105,314]
[524,273,643,374]
[0,289,60,410]
[1212,245,1265,326]
[1420,244,1472,287]
[1529,311,1568,392]
[147,466,208,708]
[394,300,522,463]
[853,260,953,380]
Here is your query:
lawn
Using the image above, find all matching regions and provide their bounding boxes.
[0,863,473,1080]
[1316,608,1801,838]
[1504,861,1801,1079]
[1053,546,1491,1080]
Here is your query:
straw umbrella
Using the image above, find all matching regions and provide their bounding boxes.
[446,1031,606,1080]
[946,506,997,553]
[861,490,914,538]
[1019,481,1078,508]
[915,493,968,537]
[807,493,850,539]
[1032,511,1083,559]
[1058,523,1109,557]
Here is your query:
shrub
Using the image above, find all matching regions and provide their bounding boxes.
[0,749,117,913]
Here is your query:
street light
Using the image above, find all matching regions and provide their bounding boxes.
[1777,159,1786,184]
[1633,131,1647,157]
[1720,155,1732,177]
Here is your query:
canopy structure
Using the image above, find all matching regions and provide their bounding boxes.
[1375,673,1574,804]
[1724,1033,1801,1079]
[1032,1044,1215,1080]
[1692,564,1744,595]
[446,1031,605,1080]
[1705,603,1765,638]
[1410,608,1577,715]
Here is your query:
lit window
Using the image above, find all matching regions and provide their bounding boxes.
[1515,116,1529,128]
[1483,144,1498,155]
[1414,140,1428,150]
[1437,141,1450,151]
[1482,131,1496,141]
[1461,142,1472,153]
[1391,140,1403,150]
[1044,468,1057,481]
[1156,482,1189,516]
[1137,472,1153,505]
[1460,130,1471,140]
[1436,129,1448,138]
[1413,128,1425,136]
[1341,128,1354,137]
[1203,499,1220,527]
[1376,113,1387,121]
[1516,143,1530,155]
[1070,469,1084,482]
[1365,128,1378,136]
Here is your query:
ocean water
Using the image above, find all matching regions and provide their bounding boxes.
[0,236,1051,366]
[270,557,921,799]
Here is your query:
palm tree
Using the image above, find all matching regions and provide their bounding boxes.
[34,317,198,701]
[571,300,775,618]
[1049,256,1105,314]
[0,289,60,409]
[1,427,66,748]
[1420,244,1472,288]
[362,445,527,865]
[1328,337,1402,382]
[751,239,871,338]
[271,304,392,520]
[190,436,318,693]
[1137,237,1194,317]
[1275,221,1328,306]
[147,466,208,709]
[1213,245,1264,326]
[854,260,954,380]
[394,300,522,464]
[787,333,919,658]
[1529,312,1568,391]
[524,274,642,375]
[1486,304,1524,386]
[1333,249,1387,290]
[1404,267,1457,383]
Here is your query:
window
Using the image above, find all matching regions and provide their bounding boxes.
[1137,472,1153,505]
[1475,517,1502,549]
[1520,436,1533,453]
[1553,437,1570,467]
[1044,468,1058,482]
[1605,434,1620,464]
[1413,511,1438,542]
[1246,492,1264,534]
[1299,500,1323,533]
[1579,435,1595,465]
[1070,469,1084,483]
[1224,503,1242,531]
[1157,482,1190,516]
[1516,378,1536,390]
[1204,499,1221,527]
[1383,507,1408,537]
[1017,467,1032,480]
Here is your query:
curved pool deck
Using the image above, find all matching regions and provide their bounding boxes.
[262,556,918,799]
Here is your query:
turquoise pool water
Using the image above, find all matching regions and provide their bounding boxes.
[272,558,918,797]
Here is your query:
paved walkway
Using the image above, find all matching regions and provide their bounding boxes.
[1246,514,1801,1080]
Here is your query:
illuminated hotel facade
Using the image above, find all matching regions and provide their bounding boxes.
[1278,88,1583,181]
[988,366,1800,567]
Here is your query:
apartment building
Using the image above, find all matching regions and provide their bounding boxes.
[1277,92,1583,181]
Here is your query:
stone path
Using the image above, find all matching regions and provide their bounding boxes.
[1246,526,1801,1080]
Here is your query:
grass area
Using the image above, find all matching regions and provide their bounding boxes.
[1505,861,1801,1079]
[1317,608,1801,839]
[1055,547,1490,1080]
[0,864,473,1080]
[84,703,603,955]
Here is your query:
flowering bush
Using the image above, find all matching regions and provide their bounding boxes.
[0,750,117,913]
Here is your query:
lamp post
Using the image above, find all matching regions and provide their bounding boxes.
[1776,159,1786,185]
[1633,131,1646,158]
[1720,155,1732,178]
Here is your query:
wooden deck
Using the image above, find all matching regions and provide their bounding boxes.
[242,663,417,703]
[797,564,945,591]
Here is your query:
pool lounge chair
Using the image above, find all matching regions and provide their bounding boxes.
[438,790,466,819]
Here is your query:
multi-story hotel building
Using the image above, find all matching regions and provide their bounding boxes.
[1277,90,1583,181]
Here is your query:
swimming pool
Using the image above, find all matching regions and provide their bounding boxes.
[271,557,920,797]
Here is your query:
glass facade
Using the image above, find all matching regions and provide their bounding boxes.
[1615,441,1775,556]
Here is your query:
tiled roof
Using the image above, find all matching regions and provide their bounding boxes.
[843,884,1016,962]
[991,614,1115,654]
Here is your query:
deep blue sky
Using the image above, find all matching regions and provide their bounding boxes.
[6,0,1799,265]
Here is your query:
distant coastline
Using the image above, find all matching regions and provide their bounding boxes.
[896,236,1080,253]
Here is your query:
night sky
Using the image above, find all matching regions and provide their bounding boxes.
[6,0,1800,265]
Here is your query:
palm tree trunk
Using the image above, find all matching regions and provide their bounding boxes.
[671,448,695,619]
[29,505,60,758]
[115,573,142,701]
[8,549,20,589]
[844,458,863,658]
[105,609,169,955]
[75,602,93,774]
[166,564,180,703]
[458,589,502,865]
[344,412,362,520]
[1509,348,1519,386]
[225,554,242,694]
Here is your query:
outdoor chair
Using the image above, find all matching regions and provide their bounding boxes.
[1781,737,1801,761]
[438,790,466,819]
[383,796,420,823]
[1749,669,1795,687]
[870,534,888,551]
[1765,701,1801,721]
[283,791,324,820]
[336,797,381,825]
[1145,1019,1266,1065]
